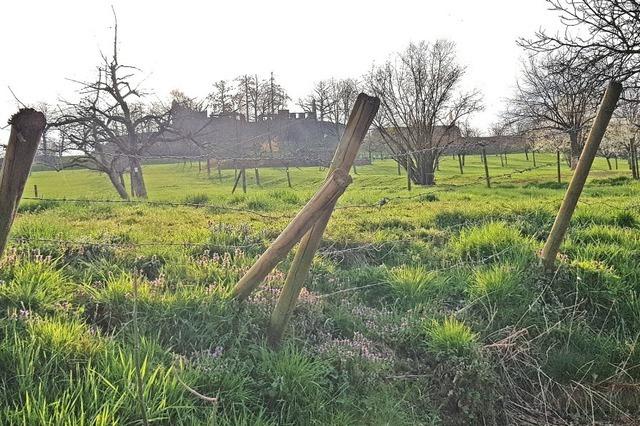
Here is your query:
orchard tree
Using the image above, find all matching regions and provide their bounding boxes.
[505,48,602,168]
[366,40,482,185]
[520,0,640,80]
[51,14,175,199]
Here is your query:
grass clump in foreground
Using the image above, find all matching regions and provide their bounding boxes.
[0,157,638,424]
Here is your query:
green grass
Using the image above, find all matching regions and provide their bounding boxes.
[0,153,638,424]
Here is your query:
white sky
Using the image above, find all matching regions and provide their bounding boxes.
[0,0,561,140]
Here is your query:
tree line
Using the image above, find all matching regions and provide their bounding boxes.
[28,0,640,199]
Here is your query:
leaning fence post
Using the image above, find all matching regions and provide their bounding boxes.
[541,81,622,270]
[231,169,353,300]
[0,109,47,257]
[267,94,379,346]
[482,148,491,188]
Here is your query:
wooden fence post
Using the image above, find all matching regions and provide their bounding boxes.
[217,161,222,182]
[457,154,464,174]
[500,153,504,167]
[241,168,247,193]
[206,158,211,178]
[0,109,46,257]
[406,156,412,191]
[532,150,537,167]
[556,150,562,183]
[631,138,639,179]
[34,185,38,198]
[286,166,292,188]
[231,169,353,300]
[482,148,491,188]
[541,81,622,270]
[615,156,618,170]
[231,169,242,194]
[254,168,261,186]
[504,152,508,166]
[397,159,401,176]
[267,94,379,346]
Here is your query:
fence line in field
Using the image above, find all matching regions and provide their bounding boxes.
[33,144,569,166]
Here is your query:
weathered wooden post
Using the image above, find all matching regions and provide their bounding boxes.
[231,169,353,300]
[615,156,618,170]
[241,168,247,193]
[254,168,261,186]
[206,158,211,178]
[504,152,508,166]
[198,160,202,172]
[0,109,46,257]
[34,185,38,198]
[541,81,622,270]
[267,94,379,345]
[406,156,412,191]
[556,150,562,183]
[482,148,491,188]
[631,138,639,179]
[231,169,242,194]
[457,154,464,174]
[500,153,504,167]
[286,166,292,188]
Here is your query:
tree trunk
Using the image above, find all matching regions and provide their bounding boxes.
[569,130,581,170]
[410,152,436,185]
[129,157,148,198]
[108,169,129,199]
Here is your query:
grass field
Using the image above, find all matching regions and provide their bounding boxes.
[1,153,639,424]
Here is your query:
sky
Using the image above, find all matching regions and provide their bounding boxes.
[0,0,561,141]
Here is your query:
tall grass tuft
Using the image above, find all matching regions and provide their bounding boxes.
[450,221,536,265]
[426,317,478,357]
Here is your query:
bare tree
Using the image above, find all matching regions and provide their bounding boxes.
[504,48,602,168]
[207,80,238,114]
[610,84,640,174]
[298,80,335,121]
[520,0,640,80]
[50,12,174,199]
[365,40,482,185]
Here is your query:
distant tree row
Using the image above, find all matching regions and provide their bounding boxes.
[34,0,640,200]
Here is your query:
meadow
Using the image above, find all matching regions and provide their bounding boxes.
[1,152,639,424]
